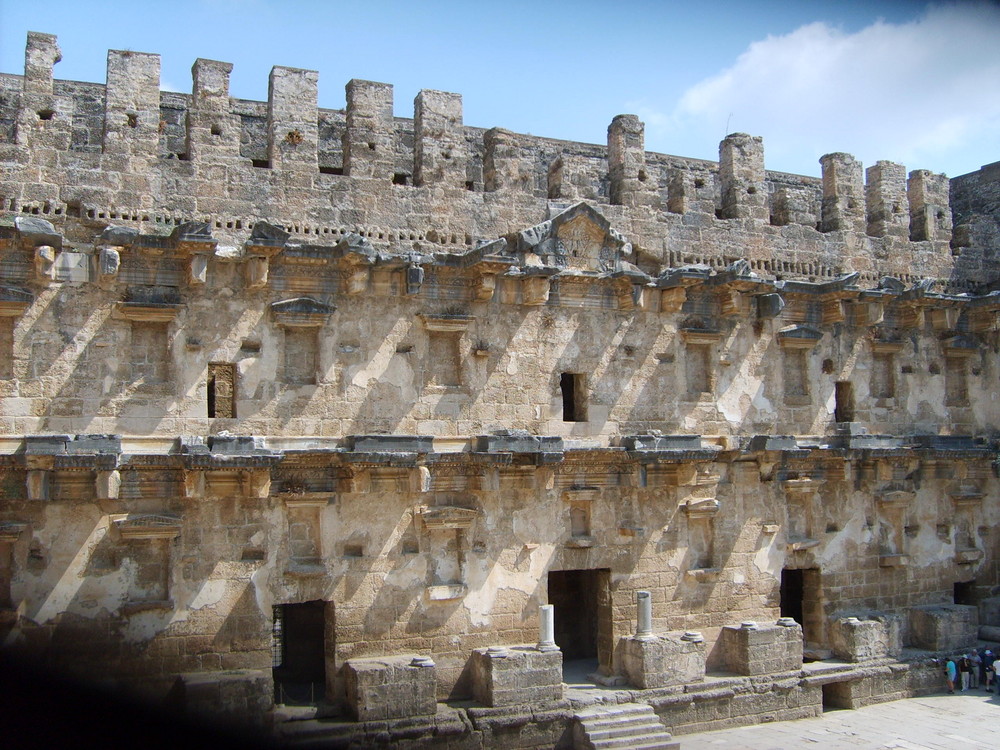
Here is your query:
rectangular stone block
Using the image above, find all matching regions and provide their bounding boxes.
[829,613,902,662]
[267,65,319,171]
[173,669,272,727]
[621,631,706,689]
[344,79,394,180]
[414,89,464,188]
[103,49,160,157]
[720,620,802,676]
[343,654,436,721]
[470,645,562,707]
[908,604,978,651]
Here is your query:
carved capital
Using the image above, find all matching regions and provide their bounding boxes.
[183,469,205,499]
[474,273,496,301]
[522,276,550,306]
[26,469,49,500]
[245,256,270,289]
[34,245,57,283]
[240,469,271,498]
[96,469,121,500]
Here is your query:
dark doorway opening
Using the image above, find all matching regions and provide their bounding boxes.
[780,568,804,625]
[822,682,850,710]
[834,381,854,423]
[954,580,976,606]
[781,567,823,653]
[548,569,612,671]
[272,600,327,705]
[560,373,587,422]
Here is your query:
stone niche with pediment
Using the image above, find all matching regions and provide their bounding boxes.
[516,202,633,273]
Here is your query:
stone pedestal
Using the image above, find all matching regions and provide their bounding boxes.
[470,645,562,707]
[829,614,902,662]
[908,604,978,651]
[173,669,272,727]
[621,631,706,689]
[720,620,803,676]
[343,654,437,721]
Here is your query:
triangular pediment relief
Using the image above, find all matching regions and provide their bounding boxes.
[271,296,334,327]
[515,203,632,272]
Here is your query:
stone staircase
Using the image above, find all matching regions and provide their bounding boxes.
[574,702,680,750]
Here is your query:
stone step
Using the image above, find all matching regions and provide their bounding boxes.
[587,721,673,741]
[590,741,679,750]
[574,702,679,750]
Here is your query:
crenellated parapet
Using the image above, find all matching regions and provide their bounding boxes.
[0,32,992,293]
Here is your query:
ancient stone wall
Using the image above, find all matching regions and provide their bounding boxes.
[0,32,999,739]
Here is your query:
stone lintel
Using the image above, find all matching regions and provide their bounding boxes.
[777,324,822,348]
[679,327,722,344]
[113,513,181,540]
[114,301,181,323]
[418,313,472,332]
[419,505,478,530]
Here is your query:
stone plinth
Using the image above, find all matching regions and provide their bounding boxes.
[829,614,902,662]
[720,620,803,676]
[343,654,437,721]
[173,669,272,727]
[621,631,706,689]
[470,645,562,707]
[908,604,978,651]
[979,596,1000,627]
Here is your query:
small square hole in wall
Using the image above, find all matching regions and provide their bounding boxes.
[343,544,364,558]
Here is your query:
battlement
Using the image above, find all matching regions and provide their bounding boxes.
[1,33,995,290]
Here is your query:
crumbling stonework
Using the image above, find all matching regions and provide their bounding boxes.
[1,32,999,746]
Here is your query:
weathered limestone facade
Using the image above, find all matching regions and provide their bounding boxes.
[1,32,1000,747]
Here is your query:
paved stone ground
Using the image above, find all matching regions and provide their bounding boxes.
[678,689,1000,749]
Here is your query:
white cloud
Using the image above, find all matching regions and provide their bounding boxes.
[648,3,1000,176]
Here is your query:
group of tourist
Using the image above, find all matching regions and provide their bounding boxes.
[944,649,996,693]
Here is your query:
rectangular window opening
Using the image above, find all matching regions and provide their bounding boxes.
[784,349,809,399]
[945,356,968,406]
[207,363,236,418]
[561,372,587,422]
[834,381,854,422]
[285,328,318,385]
[685,344,711,397]
[871,353,895,399]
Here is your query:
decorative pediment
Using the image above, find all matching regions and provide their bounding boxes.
[942,335,978,357]
[170,221,217,257]
[684,498,720,518]
[115,301,181,322]
[0,521,28,542]
[0,285,32,317]
[680,327,722,344]
[112,513,182,540]
[271,297,334,327]
[419,505,479,530]
[419,313,473,332]
[777,324,822,348]
[516,203,632,272]
[876,489,914,506]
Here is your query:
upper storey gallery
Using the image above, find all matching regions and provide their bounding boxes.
[1,31,996,292]
[0,34,998,441]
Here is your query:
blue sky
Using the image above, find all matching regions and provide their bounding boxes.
[1,0,998,177]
